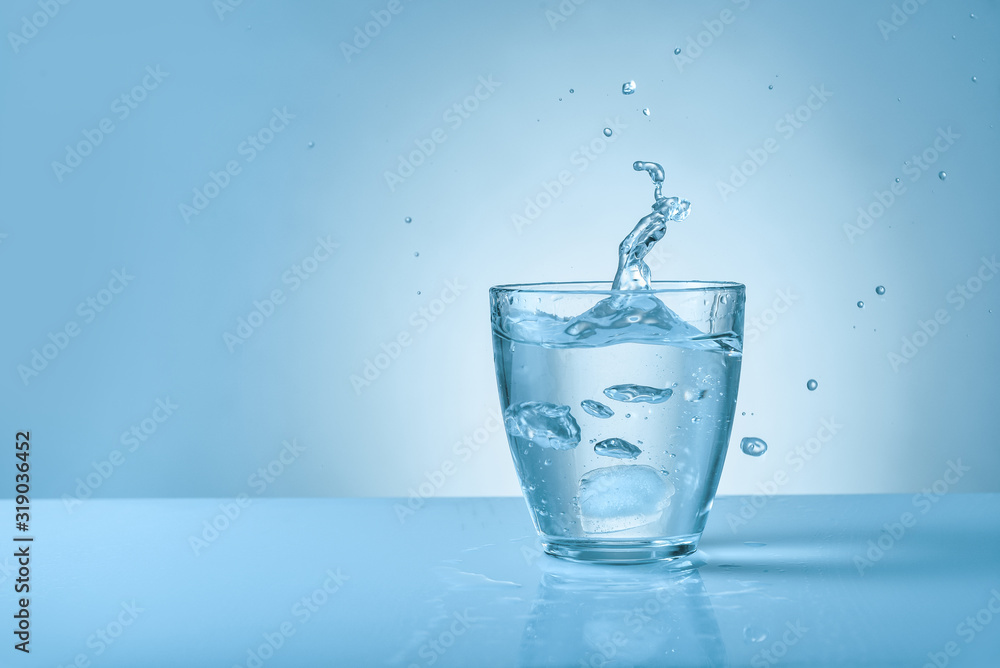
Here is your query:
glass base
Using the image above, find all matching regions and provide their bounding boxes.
[541,536,700,564]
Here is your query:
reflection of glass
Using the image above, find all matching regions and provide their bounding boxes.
[519,557,726,666]
[491,282,745,563]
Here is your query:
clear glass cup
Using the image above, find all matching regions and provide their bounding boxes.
[490,281,745,563]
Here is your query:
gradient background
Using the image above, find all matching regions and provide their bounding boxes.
[1,0,997,503]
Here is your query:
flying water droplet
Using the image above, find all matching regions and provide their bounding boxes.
[622,80,636,95]
[503,401,581,450]
[404,216,412,223]
[939,171,947,180]
[971,76,977,83]
[642,108,650,116]
[604,384,673,404]
[806,379,818,391]
[414,251,420,257]
[307,141,315,149]
[580,399,614,419]
[594,437,642,459]
[603,127,612,137]
[876,285,885,295]
[895,178,900,183]
[768,84,773,90]
[416,290,421,295]
[569,88,574,93]
[740,437,767,456]
[857,301,864,308]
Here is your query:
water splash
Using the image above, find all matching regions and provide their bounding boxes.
[740,437,767,456]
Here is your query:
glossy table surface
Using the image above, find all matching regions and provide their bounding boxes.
[13,494,1000,667]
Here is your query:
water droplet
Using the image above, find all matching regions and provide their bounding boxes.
[740,437,767,456]
[544,458,552,466]
[622,80,636,95]
[952,35,957,39]
[603,127,612,137]
[307,141,315,149]
[876,285,885,295]
[806,379,818,391]
[674,47,681,55]
[558,97,562,101]
[895,178,900,183]
[768,84,773,90]
[971,76,977,83]
[569,88,574,93]
[691,416,701,423]
[744,626,768,643]
[642,108,650,116]
[625,413,632,419]
[741,411,746,416]
[413,251,420,257]
[416,290,421,295]
[857,301,864,308]
[970,13,976,19]
[580,399,614,419]
[938,171,947,180]
[594,437,642,459]
[404,216,412,223]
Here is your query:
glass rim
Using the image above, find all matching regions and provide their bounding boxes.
[490,280,745,295]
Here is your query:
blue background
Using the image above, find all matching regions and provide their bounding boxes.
[1,0,997,502]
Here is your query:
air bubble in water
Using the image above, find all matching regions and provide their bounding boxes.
[594,437,642,460]
[857,301,864,308]
[307,141,315,149]
[581,399,614,419]
[895,178,900,183]
[744,626,768,643]
[939,171,947,180]
[972,76,977,83]
[603,128,612,137]
[414,251,420,257]
[622,80,636,95]
[604,384,673,403]
[876,285,885,295]
[569,88,574,93]
[674,47,681,55]
[404,216,412,223]
[807,379,818,391]
[768,84,773,90]
[740,437,767,456]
